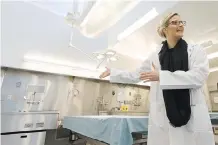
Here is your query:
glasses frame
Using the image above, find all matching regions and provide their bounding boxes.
[166,20,186,27]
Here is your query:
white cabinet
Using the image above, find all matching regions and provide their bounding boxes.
[1,112,58,145]
[1,131,46,145]
[1,112,58,133]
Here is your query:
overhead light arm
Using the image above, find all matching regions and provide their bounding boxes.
[69,31,97,61]
[65,0,90,27]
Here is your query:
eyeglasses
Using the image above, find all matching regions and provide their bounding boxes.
[168,20,186,26]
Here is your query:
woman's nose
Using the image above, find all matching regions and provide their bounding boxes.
[179,22,184,26]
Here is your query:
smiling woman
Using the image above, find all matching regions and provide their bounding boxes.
[99,12,215,145]
[157,13,186,39]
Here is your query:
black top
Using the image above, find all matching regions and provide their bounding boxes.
[158,38,191,127]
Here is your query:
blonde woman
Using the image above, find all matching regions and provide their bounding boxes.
[99,13,214,145]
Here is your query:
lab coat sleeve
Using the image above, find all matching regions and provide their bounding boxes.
[109,58,152,84]
[159,45,209,89]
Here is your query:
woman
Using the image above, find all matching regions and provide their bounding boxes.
[99,13,215,145]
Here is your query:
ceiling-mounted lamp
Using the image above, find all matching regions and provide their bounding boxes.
[64,0,88,27]
[117,7,159,41]
[106,50,116,56]
[109,57,118,61]
[97,54,105,59]
[94,50,116,59]
[65,12,80,27]
[106,56,118,62]
[95,50,118,69]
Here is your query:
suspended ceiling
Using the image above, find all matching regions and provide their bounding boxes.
[1,1,218,83]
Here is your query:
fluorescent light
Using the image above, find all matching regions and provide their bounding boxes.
[24,55,75,67]
[23,54,96,71]
[210,67,218,73]
[80,0,103,27]
[117,7,159,41]
[207,52,218,59]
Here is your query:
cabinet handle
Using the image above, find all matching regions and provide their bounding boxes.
[20,135,27,138]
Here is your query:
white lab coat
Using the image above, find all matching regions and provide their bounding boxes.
[109,44,215,145]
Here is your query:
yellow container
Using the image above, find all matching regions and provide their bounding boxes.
[120,105,129,112]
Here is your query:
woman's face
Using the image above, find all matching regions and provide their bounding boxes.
[164,15,186,39]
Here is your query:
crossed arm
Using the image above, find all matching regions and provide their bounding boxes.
[110,45,209,89]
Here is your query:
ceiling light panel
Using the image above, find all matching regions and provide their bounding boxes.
[80,0,139,36]
[117,7,159,41]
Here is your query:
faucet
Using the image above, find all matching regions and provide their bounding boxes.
[108,107,120,115]
[97,97,109,115]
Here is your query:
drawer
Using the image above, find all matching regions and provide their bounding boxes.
[1,112,58,133]
[1,131,46,145]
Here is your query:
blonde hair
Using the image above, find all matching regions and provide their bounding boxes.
[157,12,179,38]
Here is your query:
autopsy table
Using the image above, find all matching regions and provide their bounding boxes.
[63,116,148,145]
[63,113,218,145]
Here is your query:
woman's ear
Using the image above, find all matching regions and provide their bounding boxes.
[163,28,167,37]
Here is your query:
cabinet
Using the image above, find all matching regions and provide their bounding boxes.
[1,131,46,145]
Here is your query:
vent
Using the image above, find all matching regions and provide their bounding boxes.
[24,123,33,128]
[36,122,44,128]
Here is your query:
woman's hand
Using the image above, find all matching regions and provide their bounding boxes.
[140,63,159,82]
[99,67,111,79]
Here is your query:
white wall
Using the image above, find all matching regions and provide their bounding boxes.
[1,68,150,121]
[207,71,218,111]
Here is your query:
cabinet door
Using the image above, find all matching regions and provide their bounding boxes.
[1,132,46,145]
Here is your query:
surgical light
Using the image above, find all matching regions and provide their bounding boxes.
[97,54,105,59]
[106,51,115,55]
[109,57,118,61]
